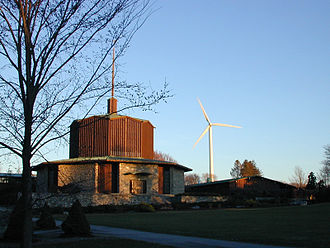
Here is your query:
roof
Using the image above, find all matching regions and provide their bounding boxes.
[32,156,192,172]
[186,176,296,188]
[71,113,155,128]
[0,173,22,178]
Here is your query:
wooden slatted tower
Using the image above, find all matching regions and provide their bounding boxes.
[69,43,154,160]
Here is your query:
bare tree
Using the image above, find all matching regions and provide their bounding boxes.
[289,166,307,189]
[184,173,200,185]
[0,1,171,247]
[319,145,330,186]
[201,173,217,183]
[153,150,177,163]
[230,160,242,178]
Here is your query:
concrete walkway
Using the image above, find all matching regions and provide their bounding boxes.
[33,219,293,248]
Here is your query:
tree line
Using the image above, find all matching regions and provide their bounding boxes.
[185,159,262,185]
[290,145,330,189]
[185,145,330,188]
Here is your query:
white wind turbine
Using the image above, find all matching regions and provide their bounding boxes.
[194,98,242,182]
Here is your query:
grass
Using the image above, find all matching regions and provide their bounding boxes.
[0,237,173,248]
[34,238,173,248]
[57,203,330,248]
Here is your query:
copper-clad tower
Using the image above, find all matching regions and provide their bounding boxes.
[69,43,154,159]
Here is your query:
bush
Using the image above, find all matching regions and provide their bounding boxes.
[315,187,330,203]
[223,197,245,208]
[245,199,258,208]
[61,200,91,236]
[136,202,155,212]
[4,197,24,241]
[36,203,57,230]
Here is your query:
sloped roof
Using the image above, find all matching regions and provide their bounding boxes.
[71,113,155,128]
[186,176,296,188]
[32,156,192,172]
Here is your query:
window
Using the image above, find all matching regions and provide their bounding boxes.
[158,166,171,194]
[48,166,58,193]
[163,167,170,194]
[112,163,119,193]
[130,180,146,194]
[98,163,119,193]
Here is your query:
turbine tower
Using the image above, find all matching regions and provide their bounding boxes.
[194,98,241,182]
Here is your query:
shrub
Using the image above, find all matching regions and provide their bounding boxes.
[61,200,91,236]
[245,199,258,208]
[136,202,155,212]
[36,203,57,230]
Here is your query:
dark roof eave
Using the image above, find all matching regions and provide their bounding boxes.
[32,156,192,172]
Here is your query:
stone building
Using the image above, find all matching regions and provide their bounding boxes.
[33,97,191,206]
[34,156,190,196]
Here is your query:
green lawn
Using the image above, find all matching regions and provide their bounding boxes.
[0,237,173,248]
[35,238,173,248]
[75,203,330,248]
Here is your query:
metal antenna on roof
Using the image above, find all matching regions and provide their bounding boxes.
[111,40,116,97]
[108,39,118,115]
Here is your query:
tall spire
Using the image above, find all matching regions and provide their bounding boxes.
[108,40,117,115]
[111,42,115,98]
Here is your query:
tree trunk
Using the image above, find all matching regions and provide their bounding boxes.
[21,105,33,248]
[21,157,32,248]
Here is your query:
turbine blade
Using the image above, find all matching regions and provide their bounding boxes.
[193,126,210,148]
[212,123,242,128]
[197,98,211,124]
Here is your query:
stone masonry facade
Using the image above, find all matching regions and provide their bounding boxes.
[32,192,225,208]
[36,162,185,195]
[170,167,184,195]
[119,163,158,194]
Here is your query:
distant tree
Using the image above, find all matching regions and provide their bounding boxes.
[201,173,218,183]
[323,145,330,164]
[319,145,330,186]
[153,150,177,163]
[234,160,263,177]
[306,172,317,190]
[184,173,200,185]
[289,166,307,189]
[317,180,325,191]
[230,160,242,178]
[319,165,330,187]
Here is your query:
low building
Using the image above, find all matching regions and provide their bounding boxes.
[34,156,191,195]
[0,173,36,205]
[185,176,296,199]
[32,97,192,207]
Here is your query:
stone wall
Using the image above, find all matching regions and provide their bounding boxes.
[58,163,96,192]
[35,162,187,195]
[32,192,225,208]
[36,168,48,193]
[32,193,174,208]
[119,163,158,194]
[170,167,184,194]
[177,195,225,203]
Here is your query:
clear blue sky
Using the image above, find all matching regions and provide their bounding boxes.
[6,1,328,183]
[120,0,330,183]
